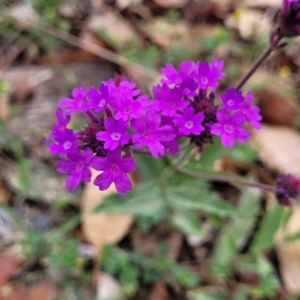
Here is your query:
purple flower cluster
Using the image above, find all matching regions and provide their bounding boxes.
[47,59,262,194]
[276,173,300,206]
[280,0,300,37]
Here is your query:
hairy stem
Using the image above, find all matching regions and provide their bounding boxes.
[235,45,274,91]
[176,166,276,193]
[236,30,282,91]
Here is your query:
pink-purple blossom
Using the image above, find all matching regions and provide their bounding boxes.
[59,85,89,115]
[221,88,244,110]
[87,83,110,112]
[57,148,93,190]
[96,118,131,150]
[131,111,176,157]
[152,85,190,117]
[240,92,262,129]
[91,148,136,194]
[174,107,205,136]
[210,110,250,148]
[48,129,77,157]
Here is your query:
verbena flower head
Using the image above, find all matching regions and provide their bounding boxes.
[47,59,262,194]
[276,173,300,206]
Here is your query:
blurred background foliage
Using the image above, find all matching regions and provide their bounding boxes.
[1,0,300,299]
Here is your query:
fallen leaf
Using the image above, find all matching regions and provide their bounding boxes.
[87,10,139,49]
[153,0,189,8]
[148,282,170,300]
[225,8,272,40]
[82,169,133,251]
[116,0,143,10]
[97,273,121,300]
[242,0,281,8]
[0,253,20,286]
[258,88,299,126]
[28,280,57,300]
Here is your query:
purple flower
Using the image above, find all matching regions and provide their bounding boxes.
[161,61,196,86]
[196,59,225,90]
[96,118,131,150]
[59,85,89,115]
[240,92,262,129]
[152,85,189,117]
[48,129,77,157]
[221,88,244,110]
[161,116,182,155]
[87,83,110,112]
[119,80,141,97]
[111,91,148,121]
[180,78,198,97]
[57,148,93,190]
[53,108,71,132]
[131,111,176,157]
[174,107,205,136]
[276,173,300,207]
[91,148,136,194]
[210,110,250,148]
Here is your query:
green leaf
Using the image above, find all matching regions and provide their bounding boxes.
[169,185,236,217]
[251,204,285,253]
[134,155,168,180]
[284,230,300,242]
[186,140,257,173]
[171,211,203,236]
[213,189,260,268]
[95,181,167,217]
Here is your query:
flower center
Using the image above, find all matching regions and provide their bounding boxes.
[227,99,234,106]
[111,132,121,141]
[224,124,233,133]
[63,141,72,149]
[111,163,119,173]
[77,161,84,171]
[99,99,106,107]
[201,77,208,85]
[185,120,193,129]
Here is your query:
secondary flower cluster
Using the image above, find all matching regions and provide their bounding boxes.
[280,0,300,37]
[276,173,300,206]
[47,59,262,194]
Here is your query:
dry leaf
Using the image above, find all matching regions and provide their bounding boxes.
[258,88,299,127]
[242,0,281,8]
[87,11,139,49]
[253,125,300,294]
[116,0,143,10]
[153,0,189,8]
[82,169,133,251]
[225,9,272,40]
[97,273,121,299]
[139,18,190,49]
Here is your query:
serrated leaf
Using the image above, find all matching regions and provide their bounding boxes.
[186,140,257,173]
[213,189,260,268]
[134,155,167,180]
[171,211,203,236]
[251,203,285,253]
[169,185,236,217]
[95,181,167,217]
